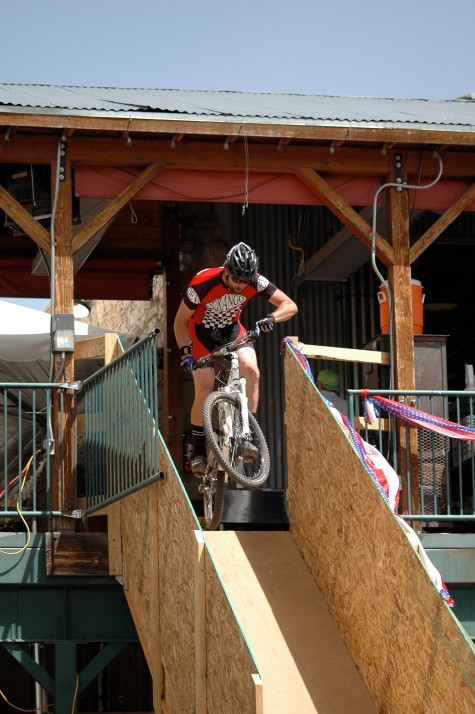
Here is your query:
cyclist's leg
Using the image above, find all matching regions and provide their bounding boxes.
[191,366,215,425]
[190,366,215,473]
[237,345,260,412]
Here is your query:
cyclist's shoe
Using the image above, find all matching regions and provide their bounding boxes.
[191,455,207,476]
[241,440,259,462]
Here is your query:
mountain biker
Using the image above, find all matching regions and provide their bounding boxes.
[174,241,298,475]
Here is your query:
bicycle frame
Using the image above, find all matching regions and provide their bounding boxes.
[194,328,258,441]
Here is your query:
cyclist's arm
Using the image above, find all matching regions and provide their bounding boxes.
[267,288,298,323]
[174,300,195,349]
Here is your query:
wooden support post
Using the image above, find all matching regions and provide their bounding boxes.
[51,155,76,517]
[162,216,184,471]
[387,152,420,516]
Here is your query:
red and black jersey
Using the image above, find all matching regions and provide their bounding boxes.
[183,267,277,329]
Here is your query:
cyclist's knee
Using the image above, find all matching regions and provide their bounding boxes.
[244,361,259,387]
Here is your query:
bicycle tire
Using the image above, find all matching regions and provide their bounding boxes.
[201,468,225,531]
[202,391,270,489]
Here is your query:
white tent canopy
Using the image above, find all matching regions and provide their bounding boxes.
[0,300,109,365]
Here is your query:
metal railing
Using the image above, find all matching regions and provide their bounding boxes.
[79,331,162,514]
[348,389,475,525]
[0,383,62,517]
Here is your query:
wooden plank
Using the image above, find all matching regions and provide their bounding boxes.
[104,332,123,363]
[194,531,206,714]
[45,532,109,575]
[0,184,51,252]
[104,501,122,577]
[75,335,106,361]
[410,180,475,264]
[204,546,261,714]
[52,159,75,515]
[3,134,475,175]
[252,674,263,714]
[284,347,475,713]
[72,161,166,254]
[205,531,377,714]
[162,221,184,470]
[301,343,391,366]
[353,416,390,431]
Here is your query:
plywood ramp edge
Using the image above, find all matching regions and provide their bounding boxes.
[284,345,475,714]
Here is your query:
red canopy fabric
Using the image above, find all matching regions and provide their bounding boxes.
[75,166,475,210]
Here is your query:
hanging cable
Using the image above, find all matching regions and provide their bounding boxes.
[370,151,444,388]
[0,450,42,555]
[242,134,249,215]
[0,689,53,712]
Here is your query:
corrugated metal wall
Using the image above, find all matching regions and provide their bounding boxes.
[230,203,381,488]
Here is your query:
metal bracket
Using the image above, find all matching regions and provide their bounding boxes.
[57,381,81,390]
[59,136,67,181]
[394,153,404,192]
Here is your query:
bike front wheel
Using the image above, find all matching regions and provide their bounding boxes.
[202,392,270,489]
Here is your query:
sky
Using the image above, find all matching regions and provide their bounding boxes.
[2,0,474,100]
[1,0,474,310]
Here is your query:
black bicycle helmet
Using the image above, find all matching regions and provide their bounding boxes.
[225,242,259,281]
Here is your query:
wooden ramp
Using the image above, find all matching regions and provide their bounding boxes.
[204,530,378,714]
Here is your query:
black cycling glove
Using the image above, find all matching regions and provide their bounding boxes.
[179,345,194,374]
[256,314,276,333]
[181,356,194,374]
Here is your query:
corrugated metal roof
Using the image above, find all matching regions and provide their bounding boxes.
[1,84,475,130]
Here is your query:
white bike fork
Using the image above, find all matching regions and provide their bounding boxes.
[223,377,251,444]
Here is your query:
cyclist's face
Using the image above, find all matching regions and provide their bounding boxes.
[224,270,249,293]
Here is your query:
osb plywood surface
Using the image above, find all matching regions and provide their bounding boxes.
[119,480,158,672]
[157,441,200,714]
[205,530,377,714]
[284,347,475,714]
[205,549,260,714]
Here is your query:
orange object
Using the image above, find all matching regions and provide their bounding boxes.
[378,280,424,335]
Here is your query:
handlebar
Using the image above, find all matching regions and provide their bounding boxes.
[193,326,260,371]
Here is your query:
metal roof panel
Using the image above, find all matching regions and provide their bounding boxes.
[0,84,474,130]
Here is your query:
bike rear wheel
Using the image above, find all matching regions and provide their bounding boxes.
[202,392,270,489]
[200,468,225,531]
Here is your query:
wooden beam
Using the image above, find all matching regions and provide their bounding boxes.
[0,184,51,252]
[300,343,391,366]
[72,161,166,255]
[51,158,75,517]
[295,167,394,266]
[409,180,475,263]
[45,532,109,575]
[2,110,475,148]
[3,135,475,178]
[162,220,183,471]
[353,416,391,431]
[386,154,419,516]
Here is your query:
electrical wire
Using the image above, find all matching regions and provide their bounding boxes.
[288,237,306,291]
[117,166,282,202]
[70,674,79,714]
[242,134,249,215]
[0,689,53,712]
[0,450,41,555]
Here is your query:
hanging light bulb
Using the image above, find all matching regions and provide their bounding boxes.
[73,300,90,319]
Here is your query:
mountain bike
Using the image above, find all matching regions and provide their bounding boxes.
[193,326,270,530]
